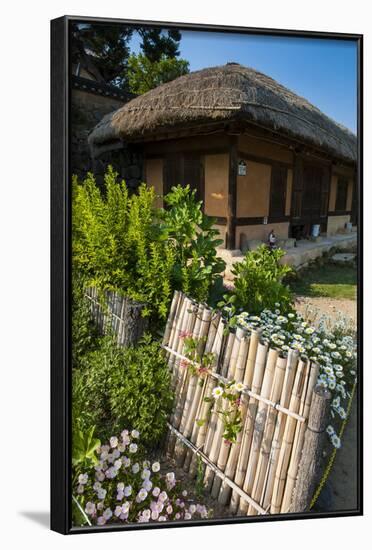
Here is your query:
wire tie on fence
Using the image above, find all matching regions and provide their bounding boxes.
[307,426,325,434]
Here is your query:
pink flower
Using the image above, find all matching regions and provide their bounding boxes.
[158,491,168,502]
[179,330,192,339]
[110,436,118,448]
[85,502,96,516]
[96,471,105,482]
[97,516,106,525]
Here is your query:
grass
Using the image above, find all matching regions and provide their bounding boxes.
[290,263,357,300]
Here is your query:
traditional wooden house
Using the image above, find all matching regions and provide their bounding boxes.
[89,63,357,250]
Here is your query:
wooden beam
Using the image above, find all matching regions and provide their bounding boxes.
[226,136,238,249]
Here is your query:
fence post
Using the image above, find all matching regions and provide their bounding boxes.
[291,385,331,513]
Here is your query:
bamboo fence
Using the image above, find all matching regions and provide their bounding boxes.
[85,287,148,347]
[163,291,330,516]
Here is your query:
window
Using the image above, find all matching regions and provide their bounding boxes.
[335,177,348,211]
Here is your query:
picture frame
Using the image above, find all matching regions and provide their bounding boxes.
[51,15,363,534]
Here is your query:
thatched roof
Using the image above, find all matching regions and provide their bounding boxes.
[89,63,357,163]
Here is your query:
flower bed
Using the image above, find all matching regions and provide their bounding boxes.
[73,429,211,526]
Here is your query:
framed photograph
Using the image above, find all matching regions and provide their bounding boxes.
[51,15,363,534]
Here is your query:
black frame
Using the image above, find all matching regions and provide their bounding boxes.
[51,15,363,535]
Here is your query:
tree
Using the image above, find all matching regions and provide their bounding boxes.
[71,23,134,87]
[136,28,182,62]
[72,24,189,93]
[127,54,190,95]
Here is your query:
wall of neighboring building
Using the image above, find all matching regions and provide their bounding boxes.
[71,88,124,177]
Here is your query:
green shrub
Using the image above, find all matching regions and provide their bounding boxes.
[72,335,173,448]
[72,272,100,369]
[161,185,225,303]
[72,167,225,323]
[220,245,294,316]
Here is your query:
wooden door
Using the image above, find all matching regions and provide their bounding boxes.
[291,156,330,237]
[163,152,204,201]
[269,164,287,219]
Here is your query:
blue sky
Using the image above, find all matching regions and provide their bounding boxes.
[130,30,357,133]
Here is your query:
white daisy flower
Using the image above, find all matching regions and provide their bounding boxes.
[212,386,224,399]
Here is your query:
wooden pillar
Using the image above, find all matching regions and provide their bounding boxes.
[291,385,331,512]
[226,136,238,249]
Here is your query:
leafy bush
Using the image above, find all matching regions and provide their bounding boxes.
[72,167,225,322]
[161,185,225,303]
[220,245,294,316]
[72,429,211,526]
[72,335,173,448]
[72,272,100,369]
[72,167,175,321]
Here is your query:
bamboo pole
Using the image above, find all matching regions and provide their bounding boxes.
[230,341,268,514]
[168,295,188,377]
[220,330,236,378]
[203,329,237,458]
[280,361,319,512]
[181,309,218,471]
[188,315,224,477]
[270,359,307,514]
[218,329,260,504]
[247,355,288,515]
[231,329,251,382]
[171,301,199,427]
[166,297,196,456]
[291,386,331,513]
[182,308,213,437]
[166,292,185,358]
[163,291,182,347]
[174,304,207,465]
[211,330,251,499]
[258,349,299,513]
[237,348,279,513]
[202,328,242,490]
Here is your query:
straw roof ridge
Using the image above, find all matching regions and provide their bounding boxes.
[89,63,357,163]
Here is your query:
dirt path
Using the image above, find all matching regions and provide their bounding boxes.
[295,295,357,328]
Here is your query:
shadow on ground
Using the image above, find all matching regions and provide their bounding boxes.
[19,511,50,529]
